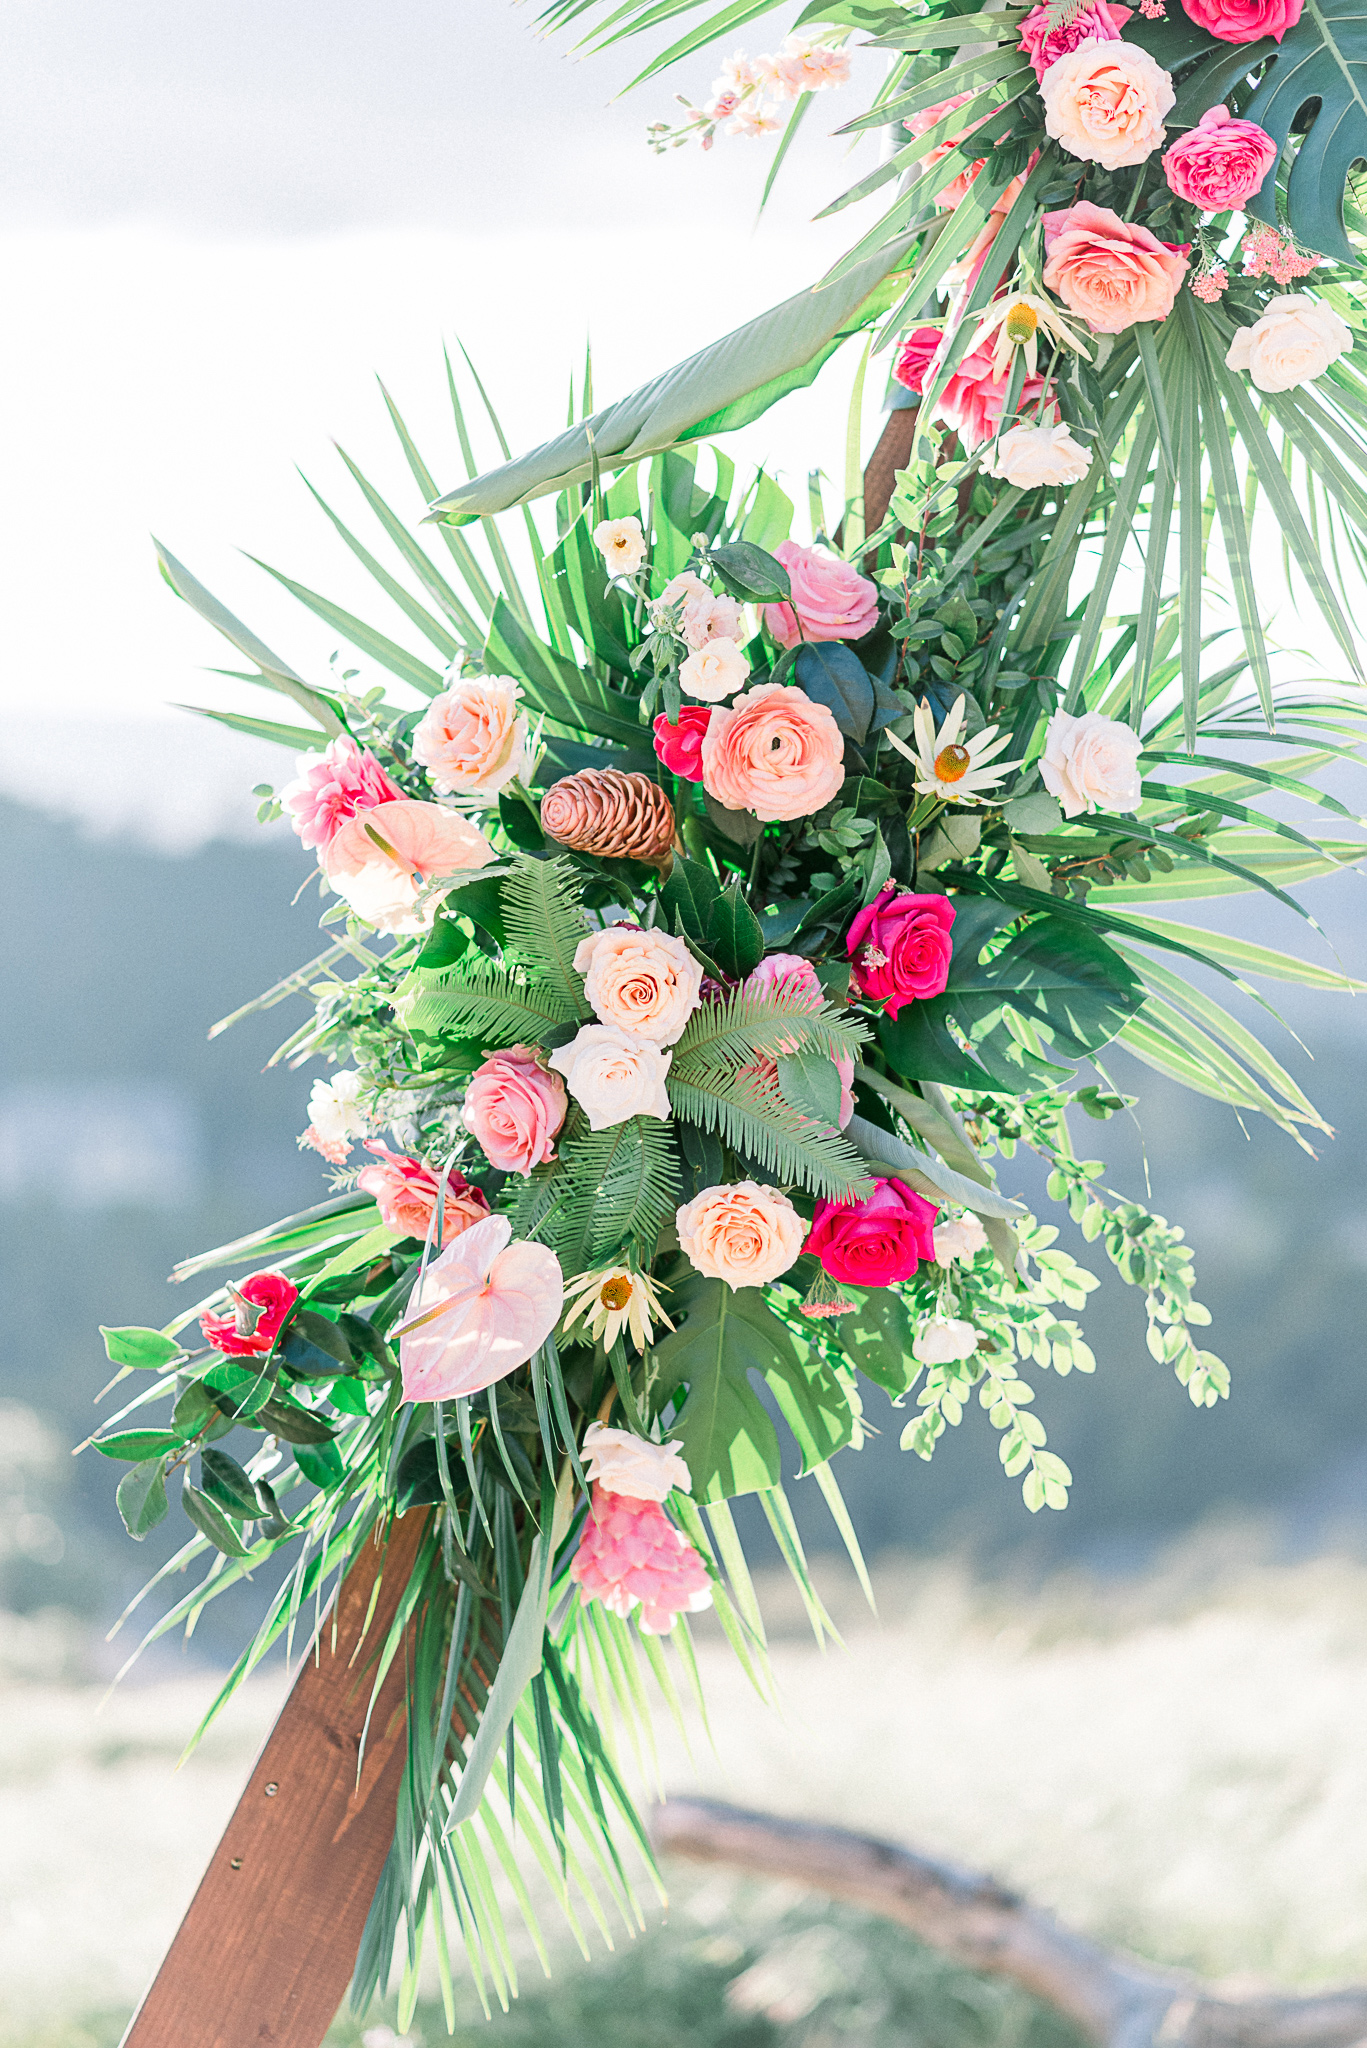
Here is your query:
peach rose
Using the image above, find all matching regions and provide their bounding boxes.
[1042,201,1188,334]
[680,636,749,702]
[547,1025,672,1130]
[463,1044,568,1176]
[1041,708,1143,817]
[573,925,703,1045]
[355,1142,490,1241]
[1040,40,1174,169]
[652,571,745,651]
[412,675,528,799]
[323,799,496,932]
[1225,293,1352,392]
[593,516,647,578]
[762,540,879,648]
[675,1181,805,1289]
[701,683,844,822]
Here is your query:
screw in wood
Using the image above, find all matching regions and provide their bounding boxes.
[229,1858,243,1871]
[264,1782,279,1796]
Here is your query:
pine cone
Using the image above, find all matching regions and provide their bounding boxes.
[540,769,676,867]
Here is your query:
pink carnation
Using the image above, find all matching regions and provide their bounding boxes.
[569,1484,713,1634]
[762,540,880,648]
[1162,104,1277,208]
[355,1142,490,1242]
[1018,0,1131,81]
[1179,0,1301,40]
[280,737,403,853]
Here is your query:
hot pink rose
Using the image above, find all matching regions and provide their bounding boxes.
[846,888,956,1017]
[762,540,880,648]
[806,1178,939,1287]
[652,705,713,781]
[355,1142,490,1242]
[1161,104,1277,207]
[701,683,845,822]
[1179,0,1300,39]
[931,336,1054,450]
[200,1271,299,1357]
[892,327,943,397]
[1042,200,1189,334]
[280,737,403,853]
[1018,0,1131,82]
[463,1044,568,1177]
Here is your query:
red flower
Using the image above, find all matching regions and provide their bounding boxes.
[200,1271,299,1357]
[652,705,713,781]
[846,888,956,1017]
[892,327,943,397]
[806,1178,939,1287]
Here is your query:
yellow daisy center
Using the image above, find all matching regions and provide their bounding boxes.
[1005,304,1038,344]
[600,1275,634,1311]
[934,743,972,782]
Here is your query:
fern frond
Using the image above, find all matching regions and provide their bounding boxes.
[668,1067,873,1201]
[399,958,575,1048]
[674,988,870,1068]
[553,1120,682,1269]
[501,854,591,1016]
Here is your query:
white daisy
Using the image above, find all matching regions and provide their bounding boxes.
[885,693,1022,805]
[972,294,1092,380]
[561,1266,674,1354]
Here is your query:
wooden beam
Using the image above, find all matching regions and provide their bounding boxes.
[120,1511,429,2048]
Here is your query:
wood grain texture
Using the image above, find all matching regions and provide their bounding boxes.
[863,405,918,539]
[120,1510,430,2048]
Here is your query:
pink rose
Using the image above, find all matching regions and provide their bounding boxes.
[412,674,528,799]
[1161,104,1277,207]
[573,924,703,1045]
[743,953,823,1006]
[1040,40,1175,170]
[806,1178,939,1287]
[892,326,943,397]
[701,683,845,822]
[846,888,956,1017]
[931,336,1054,450]
[200,1271,298,1357]
[323,799,496,932]
[1042,200,1189,334]
[280,737,403,853]
[355,1142,490,1242]
[1179,0,1301,39]
[1018,0,1131,82]
[463,1044,568,1177]
[652,705,712,781]
[762,541,880,649]
[907,92,986,211]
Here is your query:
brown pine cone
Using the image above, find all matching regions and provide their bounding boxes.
[540,769,676,868]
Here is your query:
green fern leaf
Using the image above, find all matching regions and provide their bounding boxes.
[668,1069,873,1202]
[673,987,869,1069]
[500,855,591,1017]
[564,1120,681,1268]
[398,957,575,1049]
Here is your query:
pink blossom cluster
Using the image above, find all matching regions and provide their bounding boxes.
[651,35,850,152]
[1241,225,1321,282]
[569,1484,712,1633]
[1192,266,1230,301]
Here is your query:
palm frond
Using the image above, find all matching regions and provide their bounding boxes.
[399,958,577,1049]
[500,855,592,1016]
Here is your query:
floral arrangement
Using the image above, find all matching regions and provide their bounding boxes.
[90,0,1367,2019]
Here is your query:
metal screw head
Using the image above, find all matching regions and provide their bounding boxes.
[229,1857,243,1871]
[264,1782,279,1797]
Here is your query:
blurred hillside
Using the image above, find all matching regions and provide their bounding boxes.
[3,736,1367,1668]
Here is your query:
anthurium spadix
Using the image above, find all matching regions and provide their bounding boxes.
[397,1214,564,1402]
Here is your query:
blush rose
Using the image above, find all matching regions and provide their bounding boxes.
[652,705,712,781]
[412,675,528,799]
[573,925,703,1045]
[1042,201,1189,334]
[1040,40,1175,170]
[762,540,880,647]
[548,1025,672,1130]
[355,1142,490,1242]
[846,888,956,1017]
[701,683,845,822]
[463,1045,567,1177]
[675,1181,806,1288]
[806,1178,939,1287]
[1161,104,1277,208]
[1225,293,1352,392]
[984,422,1092,487]
[1041,708,1143,817]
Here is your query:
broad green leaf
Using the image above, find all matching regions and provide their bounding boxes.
[659,854,722,954]
[116,1459,170,1541]
[182,1477,254,1558]
[705,881,764,979]
[93,1428,187,1462]
[844,1115,1025,1221]
[794,641,874,743]
[100,1325,182,1369]
[777,1049,843,1127]
[484,596,642,747]
[707,541,790,601]
[835,1285,919,1396]
[200,1447,261,1520]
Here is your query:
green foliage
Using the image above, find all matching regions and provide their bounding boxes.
[550,1119,683,1270]
[500,855,592,1016]
[400,957,577,1052]
[100,1325,182,1368]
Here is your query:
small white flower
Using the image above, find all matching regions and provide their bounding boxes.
[885,692,1021,804]
[581,1420,691,1500]
[933,1214,989,1268]
[1225,293,1352,393]
[680,635,750,703]
[984,423,1092,490]
[593,516,647,579]
[972,293,1093,381]
[562,1268,674,1355]
[913,1316,980,1364]
[299,1070,370,1163]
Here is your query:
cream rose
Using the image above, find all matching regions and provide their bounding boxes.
[1041,40,1174,169]
[573,925,703,1045]
[548,1025,672,1130]
[1225,293,1352,393]
[582,1422,692,1502]
[1040,709,1143,818]
[933,1214,988,1268]
[593,516,647,578]
[413,675,528,798]
[679,636,750,703]
[984,423,1092,487]
[652,571,746,651]
[675,1181,805,1289]
[913,1316,979,1364]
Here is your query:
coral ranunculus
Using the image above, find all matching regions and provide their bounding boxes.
[1018,0,1131,82]
[1042,201,1188,334]
[846,887,956,1017]
[1179,0,1301,39]
[1040,40,1174,169]
[701,683,845,821]
[1161,104,1277,207]
[200,1271,299,1357]
[652,705,713,780]
[281,737,403,853]
[676,1182,806,1288]
[355,1142,490,1242]
[806,1178,939,1287]
[323,799,496,932]
[463,1045,567,1176]
[762,540,880,647]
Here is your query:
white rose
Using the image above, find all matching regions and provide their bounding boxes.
[593,516,647,578]
[582,1422,692,1502]
[1225,293,1352,394]
[307,1070,369,1147]
[652,571,746,651]
[913,1316,979,1364]
[933,1214,988,1268]
[679,636,750,703]
[1040,708,1143,819]
[985,423,1091,489]
[547,1025,671,1130]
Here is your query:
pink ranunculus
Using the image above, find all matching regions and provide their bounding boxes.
[931,336,1054,451]
[1179,0,1300,39]
[806,1178,940,1287]
[1018,0,1131,82]
[1040,39,1175,170]
[653,705,713,781]
[701,683,845,822]
[762,540,880,649]
[398,1213,564,1403]
[355,1142,490,1242]
[280,737,403,853]
[463,1045,568,1177]
[323,798,496,932]
[1161,104,1278,207]
[892,326,944,397]
[570,1485,712,1634]
[1042,200,1189,335]
[846,888,956,1017]
[200,1271,299,1358]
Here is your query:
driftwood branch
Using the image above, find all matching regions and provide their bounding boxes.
[651,1798,1367,2048]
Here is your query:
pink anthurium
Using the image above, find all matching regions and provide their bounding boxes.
[397,1214,563,1404]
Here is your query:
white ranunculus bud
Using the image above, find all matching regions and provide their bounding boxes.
[679,635,750,703]
[582,1422,692,1502]
[933,1214,989,1268]
[1226,294,1352,394]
